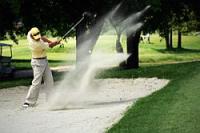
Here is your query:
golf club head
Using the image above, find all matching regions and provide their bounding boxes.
[82,12,96,19]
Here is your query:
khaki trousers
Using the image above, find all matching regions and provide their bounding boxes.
[25,58,54,105]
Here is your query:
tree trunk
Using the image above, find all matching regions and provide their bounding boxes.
[116,33,123,53]
[76,20,87,64]
[125,30,141,69]
[109,18,123,53]
[169,28,173,49]
[76,18,104,64]
[177,30,182,49]
[164,29,170,49]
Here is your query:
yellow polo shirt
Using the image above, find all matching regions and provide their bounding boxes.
[27,31,49,58]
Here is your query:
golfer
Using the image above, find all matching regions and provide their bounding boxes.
[23,27,60,108]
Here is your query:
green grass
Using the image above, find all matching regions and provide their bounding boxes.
[105,61,200,133]
[139,34,200,63]
[1,34,199,67]
[0,34,200,132]
[0,34,199,83]
[0,37,76,69]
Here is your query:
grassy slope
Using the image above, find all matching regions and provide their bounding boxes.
[106,61,200,133]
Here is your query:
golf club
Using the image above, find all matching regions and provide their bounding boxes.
[60,12,94,41]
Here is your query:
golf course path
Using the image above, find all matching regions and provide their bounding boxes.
[0,78,169,133]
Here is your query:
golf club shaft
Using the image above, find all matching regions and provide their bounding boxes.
[61,17,85,40]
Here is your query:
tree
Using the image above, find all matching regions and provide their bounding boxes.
[109,18,124,53]
[126,30,141,68]
[70,0,121,63]
[152,0,200,49]
[109,0,152,69]
[0,0,19,43]
[1,0,199,69]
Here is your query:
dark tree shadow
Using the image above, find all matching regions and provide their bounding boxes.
[153,48,200,54]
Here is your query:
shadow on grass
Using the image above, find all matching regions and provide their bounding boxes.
[97,61,200,80]
[11,59,74,70]
[153,48,200,54]
[12,59,71,63]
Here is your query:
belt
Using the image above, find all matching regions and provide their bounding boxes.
[33,57,47,59]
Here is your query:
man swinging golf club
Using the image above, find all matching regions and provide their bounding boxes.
[23,27,60,108]
[23,12,95,108]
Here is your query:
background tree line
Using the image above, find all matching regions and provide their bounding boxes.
[0,0,199,68]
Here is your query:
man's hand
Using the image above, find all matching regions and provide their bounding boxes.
[56,39,61,44]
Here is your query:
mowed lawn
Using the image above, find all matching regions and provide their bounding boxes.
[0,34,200,68]
[0,34,200,132]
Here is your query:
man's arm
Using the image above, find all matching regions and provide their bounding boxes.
[48,41,60,48]
[41,36,60,48]
[41,36,52,43]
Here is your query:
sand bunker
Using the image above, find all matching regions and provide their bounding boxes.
[0,78,169,133]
